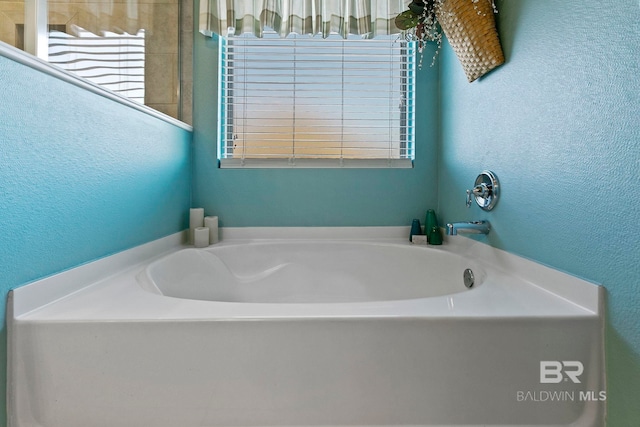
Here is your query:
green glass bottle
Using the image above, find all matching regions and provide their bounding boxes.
[425,209,437,233]
[425,209,442,245]
[428,225,442,245]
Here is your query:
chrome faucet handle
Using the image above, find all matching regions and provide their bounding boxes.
[466,171,500,211]
[466,184,490,208]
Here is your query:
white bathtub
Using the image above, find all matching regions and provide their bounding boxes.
[8,228,606,427]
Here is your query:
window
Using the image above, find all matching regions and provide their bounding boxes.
[0,0,188,123]
[218,30,416,168]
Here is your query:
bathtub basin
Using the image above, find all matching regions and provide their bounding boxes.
[7,228,606,427]
[141,242,484,303]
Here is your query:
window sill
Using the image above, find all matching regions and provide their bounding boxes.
[219,158,413,169]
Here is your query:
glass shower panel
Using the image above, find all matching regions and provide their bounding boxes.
[46,0,179,117]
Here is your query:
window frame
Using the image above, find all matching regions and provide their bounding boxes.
[217,32,416,169]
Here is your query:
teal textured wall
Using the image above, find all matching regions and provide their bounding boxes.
[0,54,192,425]
[191,32,440,227]
[2,0,638,424]
[438,0,640,425]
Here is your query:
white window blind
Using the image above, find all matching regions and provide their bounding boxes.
[218,31,416,168]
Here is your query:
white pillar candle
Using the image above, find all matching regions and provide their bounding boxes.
[194,227,210,248]
[189,208,205,244]
[204,216,219,244]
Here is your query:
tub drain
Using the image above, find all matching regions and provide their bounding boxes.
[463,268,475,288]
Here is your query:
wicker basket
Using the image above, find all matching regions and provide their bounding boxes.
[436,0,504,82]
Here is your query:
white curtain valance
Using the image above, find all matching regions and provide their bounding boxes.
[199,0,410,38]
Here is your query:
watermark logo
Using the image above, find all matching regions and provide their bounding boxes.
[540,361,583,384]
[516,390,606,402]
[516,360,606,402]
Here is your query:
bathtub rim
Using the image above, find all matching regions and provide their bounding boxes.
[9,227,603,321]
[9,230,188,318]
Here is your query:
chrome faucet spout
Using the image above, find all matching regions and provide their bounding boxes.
[446,220,491,236]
